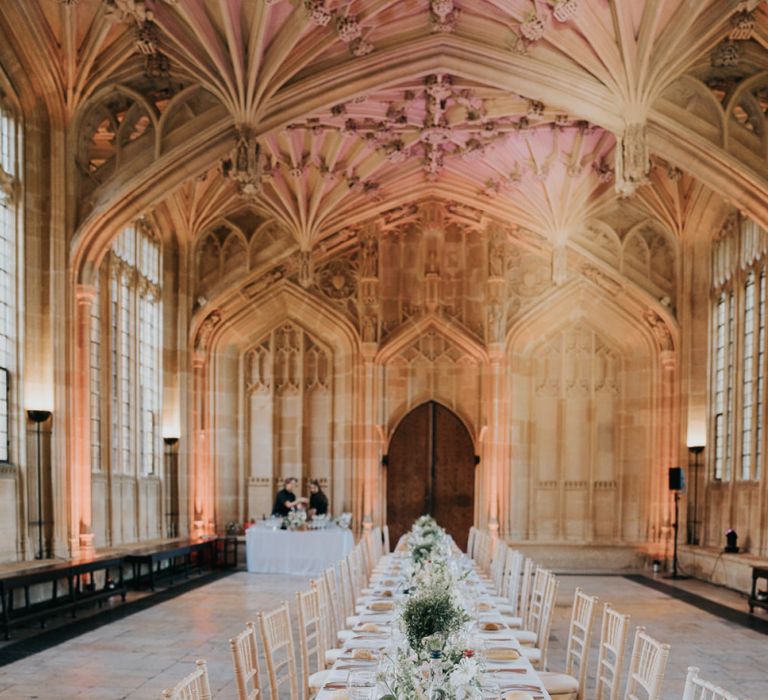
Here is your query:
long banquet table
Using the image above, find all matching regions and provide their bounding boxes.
[315,550,551,700]
[245,525,354,576]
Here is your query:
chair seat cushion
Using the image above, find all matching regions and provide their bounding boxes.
[309,669,332,690]
[337,629,355,643]
[325,648,343,666]
[498,612,523,628]
[539,671,578,698]
[521,647,541,666]
[510,629,537,645]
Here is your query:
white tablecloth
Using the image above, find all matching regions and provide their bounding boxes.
[245,527,354,576]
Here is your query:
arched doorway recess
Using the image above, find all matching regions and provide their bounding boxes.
[386,401,475,550]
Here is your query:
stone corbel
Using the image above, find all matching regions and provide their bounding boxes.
[297,249,313,288]
[615,121,650,197]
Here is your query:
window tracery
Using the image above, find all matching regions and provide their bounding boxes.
[0,99,19,462]
[711,215,768,482]
[91,223,162,478]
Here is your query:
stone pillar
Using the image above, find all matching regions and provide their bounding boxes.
[360,344,378,531]
[191,354,208,537]
[485,345,506,537]
[72,284,97,557]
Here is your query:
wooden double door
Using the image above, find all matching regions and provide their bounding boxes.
[385,402,475,551]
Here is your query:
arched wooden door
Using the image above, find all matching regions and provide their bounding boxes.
[386,402,475,550]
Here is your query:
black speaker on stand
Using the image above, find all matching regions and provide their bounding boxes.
[666,466,688,580]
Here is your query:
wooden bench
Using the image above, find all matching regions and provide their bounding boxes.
[0,555,126,640]
[748,565,768,614]
[125,538,217,591]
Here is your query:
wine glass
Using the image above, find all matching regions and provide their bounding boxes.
[347,670,376,700]
[479,682,502,699]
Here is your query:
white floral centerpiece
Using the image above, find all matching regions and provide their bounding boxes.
[377,517,485,699]
[334,512,353,529]
[283,509,307,531]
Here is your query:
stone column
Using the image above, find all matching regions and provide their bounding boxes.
[360,343,378,531]
[191,353,208,537]
[72,284,97,557]
[484,345,507,537]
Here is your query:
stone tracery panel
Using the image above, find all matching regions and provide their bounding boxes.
[383,326,480,438]
[243,321,332,519]
[520,322,625,542]
[195,217,292,298]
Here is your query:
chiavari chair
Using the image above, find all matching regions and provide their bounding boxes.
[229,622,261,700]
[540,587,599,699]
[681,666,743,700]
[257,602,300,700]
[595,604,631,700]
[160,660,212,700]
[296,587,332,698]
[521,572,559,670]
[623,626,670,700]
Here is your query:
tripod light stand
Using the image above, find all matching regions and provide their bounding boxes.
[27,409,51,560]
[667,466,688,580]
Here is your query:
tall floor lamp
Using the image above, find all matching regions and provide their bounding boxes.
[688,445,704,546]
[164,437,179,539]
[27,409,51,560]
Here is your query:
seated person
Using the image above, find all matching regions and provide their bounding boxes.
[308,479,329,518]
[271,477,306,517]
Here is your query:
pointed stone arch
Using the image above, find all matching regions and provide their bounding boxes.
[190,281,359,535]
[504,279,676,555]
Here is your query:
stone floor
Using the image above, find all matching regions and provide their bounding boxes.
[0,572,766,699]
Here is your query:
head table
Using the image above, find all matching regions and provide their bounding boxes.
[245,523,354,577]
[315,544,551,700]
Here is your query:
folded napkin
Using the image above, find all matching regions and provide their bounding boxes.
[503,693,534,700]
[327,692,348,700]
[480,621,504,631]
[357,623,381,633]
[352,648,376,660]
[485,648,521,661]
[369,601,393,611]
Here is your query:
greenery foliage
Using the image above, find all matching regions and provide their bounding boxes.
[401,588,470,653]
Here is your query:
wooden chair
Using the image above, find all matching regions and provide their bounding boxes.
[502,550,523,602]
[382,525,390,554]
[521,573,559,671]
[323,567,343,638]
[229,622,261,700]
[513,565,547,643]
[595,604,631,700]
[160,659,212,700]
[467,526,477,557]
[489,542,507,594]
[623,626,670,700]
[297,587,331,698]
[681,666,742,700]
[518,557,534,629]
[540,588,599,699]
[338,557,356,626]
[257,602,299,700]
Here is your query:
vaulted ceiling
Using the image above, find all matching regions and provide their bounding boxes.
[1,0,766,282]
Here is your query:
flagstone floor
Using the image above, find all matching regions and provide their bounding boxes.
[0,572,765,699]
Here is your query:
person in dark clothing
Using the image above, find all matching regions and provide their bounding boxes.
[308,479,329,517]
[272,477,302,516]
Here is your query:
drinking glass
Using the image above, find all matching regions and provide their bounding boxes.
[479,682,502,699]
[347,670,376,700]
